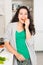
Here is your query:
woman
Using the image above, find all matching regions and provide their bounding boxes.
[4,6,37,65]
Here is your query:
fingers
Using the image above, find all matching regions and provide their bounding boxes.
[16,52,25,61]
[25,19,30,24]
[18,55,25,61]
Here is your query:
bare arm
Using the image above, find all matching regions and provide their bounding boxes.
[26,28,31,40]
[4,41,25,61]
[4,41,17,55]
[25,19,32,40]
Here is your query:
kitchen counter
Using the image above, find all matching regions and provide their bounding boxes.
[0,48,13,65]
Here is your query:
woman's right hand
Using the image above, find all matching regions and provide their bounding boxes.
[15,52,25,61]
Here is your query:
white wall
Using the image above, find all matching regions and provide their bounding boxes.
[34,0,43,51]
[0,0,4,15]
[0,0,5,38]
[0,16,5,38]
[0,0,12,37]
[4,0,12,28]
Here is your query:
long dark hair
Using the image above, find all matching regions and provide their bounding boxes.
[11,6,35,35]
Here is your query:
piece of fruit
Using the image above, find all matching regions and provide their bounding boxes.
[0,57,6,61]
[0,60,4,64]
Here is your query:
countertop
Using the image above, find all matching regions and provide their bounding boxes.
[0,48,13,65]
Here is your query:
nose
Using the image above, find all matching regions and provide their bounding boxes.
[22,15,25,19]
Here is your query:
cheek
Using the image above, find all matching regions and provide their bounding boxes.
[18,14,22,20]
[25,15,28,19]
[18,14,28,20]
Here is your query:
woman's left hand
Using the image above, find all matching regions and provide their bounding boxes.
[25,19,30,29]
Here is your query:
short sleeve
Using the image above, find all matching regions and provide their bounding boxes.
[4,23,11,42]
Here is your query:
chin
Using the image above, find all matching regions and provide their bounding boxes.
[22,22,25,24]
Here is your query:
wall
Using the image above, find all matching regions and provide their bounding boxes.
[34,0,43,51]
[0,16,5,37]
[0,0,5,38]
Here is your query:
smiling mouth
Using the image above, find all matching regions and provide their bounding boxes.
[21,19,25,22]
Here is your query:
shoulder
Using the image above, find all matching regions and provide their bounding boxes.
[8,22,18,33]
[8,22,17,28]
[9,22,17,26]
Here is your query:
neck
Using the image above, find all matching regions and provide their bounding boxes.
[17,21,24,31]
[18,21,23,28]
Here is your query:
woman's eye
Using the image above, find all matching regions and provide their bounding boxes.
[20,13,28,15]
[20,13,23,15]
[25,13,28,15]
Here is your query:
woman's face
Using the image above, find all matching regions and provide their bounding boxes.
[18,9,28,24]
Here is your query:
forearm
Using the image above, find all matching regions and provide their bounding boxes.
[4,42,25,61]
[4,42,18,56]
[26,28,31,40]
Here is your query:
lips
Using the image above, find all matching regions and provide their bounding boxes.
[21,18,26,22]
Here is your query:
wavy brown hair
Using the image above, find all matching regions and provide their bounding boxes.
[11,6,35,35]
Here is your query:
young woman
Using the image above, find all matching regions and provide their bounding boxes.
[4,6,37,65]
